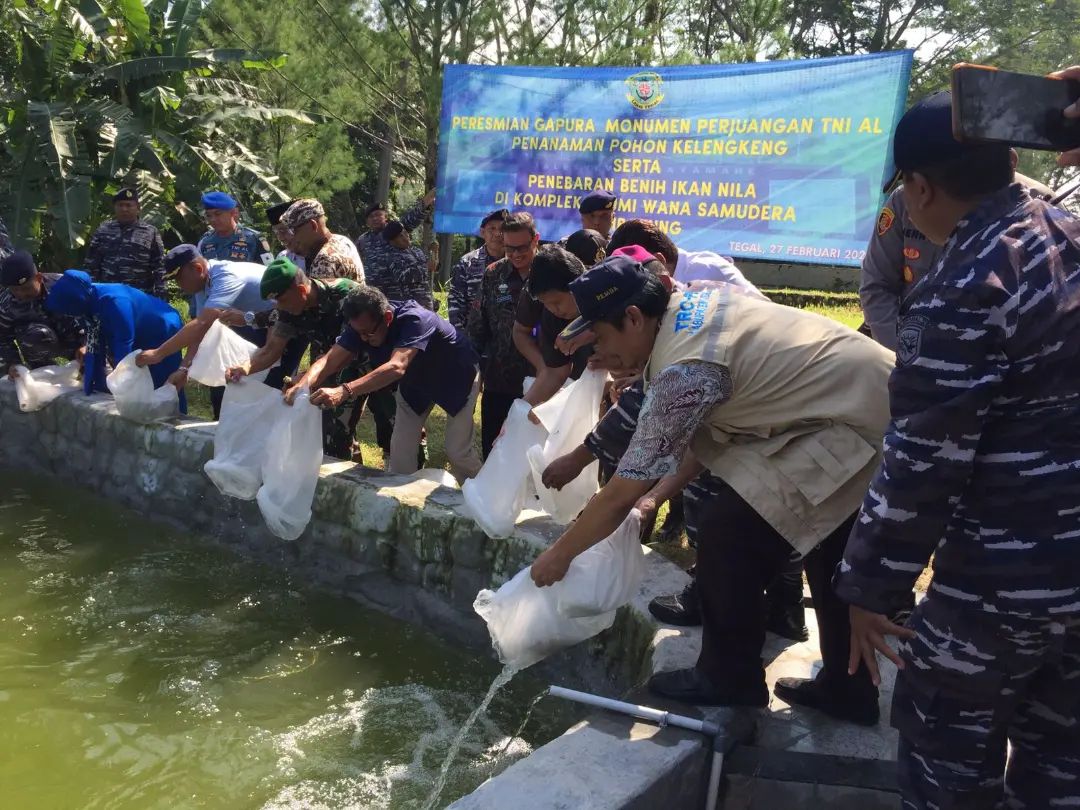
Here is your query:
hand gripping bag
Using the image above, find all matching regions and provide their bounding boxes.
[203,379,281,499]
[255,388,324,541]
[460,398,548,538]
[10,363,81,412]
[106,351,179,423]
[186,321,261,388]
[527,368,607,524]
[473,510,645,671]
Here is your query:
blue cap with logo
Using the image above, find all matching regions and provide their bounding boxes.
[0,250,37,286]
[201,190,239,210]
[560,254,651,341]
[164,244,201,277]
[579,188,617,215]
[883,90,971,192]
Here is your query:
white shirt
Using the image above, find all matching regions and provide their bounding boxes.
[194,260,274,317]
[673,249,767,300]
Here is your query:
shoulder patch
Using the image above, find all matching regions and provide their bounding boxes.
[896,315,929,366]
[877,207,896,237]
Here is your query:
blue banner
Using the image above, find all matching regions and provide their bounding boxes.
[435,52,912,267]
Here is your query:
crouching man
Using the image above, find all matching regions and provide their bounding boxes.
[286,286,482,480]
[530,254,894,724]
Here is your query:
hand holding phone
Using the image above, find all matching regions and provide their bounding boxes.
[1052,66,1080,167]
[951,64,1080,152]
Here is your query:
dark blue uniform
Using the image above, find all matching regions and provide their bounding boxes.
[44,270,186,413]
[837,185,1080,809]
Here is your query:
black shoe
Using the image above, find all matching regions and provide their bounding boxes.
[648,667,768,707]
[766,608,810,642]
[773,676,880,727]
[648,579,701,626]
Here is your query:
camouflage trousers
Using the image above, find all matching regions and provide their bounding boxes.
[893,594,1080,809]
[320,363,397,462]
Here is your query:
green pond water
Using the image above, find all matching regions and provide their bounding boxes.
[0,471,573,809]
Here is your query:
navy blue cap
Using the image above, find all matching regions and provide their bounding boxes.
[561,254,651,340]
[884,90,969,192]
[113,187,139,204]
[0,250,37,286]
[201,190,238,210]
[480,208,509,229]
[579,189,617,214]
[164,244,201,276]
[382,220,404,240]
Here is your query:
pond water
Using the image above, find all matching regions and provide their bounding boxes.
[0,471,573,809]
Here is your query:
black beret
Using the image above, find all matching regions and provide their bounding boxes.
[579,189,617,214]
[480,208,509,228]
[113,187,139,204]
[381,220,405,240]
[364,202,388,219]
[266,200,295,227]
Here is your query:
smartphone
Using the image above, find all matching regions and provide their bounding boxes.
[951,64,1080,151]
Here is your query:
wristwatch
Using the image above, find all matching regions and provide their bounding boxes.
[243,311,255,327]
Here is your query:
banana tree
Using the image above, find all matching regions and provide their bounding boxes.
[0,0,314,268]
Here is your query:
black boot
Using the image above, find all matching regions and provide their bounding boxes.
[773,675,880,726]
[648,579,701,626]
[648,667,767,707]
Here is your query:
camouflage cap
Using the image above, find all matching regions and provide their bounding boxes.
[260,256,301,299]
[282,198,324,230]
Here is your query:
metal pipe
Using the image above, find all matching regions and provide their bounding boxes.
[547,685,721,736]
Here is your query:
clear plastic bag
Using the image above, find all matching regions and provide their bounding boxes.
[528,368,607,524]
[203,379,281,499]
[186,321,261,388]
[473,510,645,670]
[10,363,81,412]
[460,399,548,538]
[106,351,179,423]
[255,388,324,541]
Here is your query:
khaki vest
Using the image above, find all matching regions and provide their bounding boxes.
[644,287,894,554]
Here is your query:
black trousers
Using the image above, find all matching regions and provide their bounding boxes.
[695,474,875,700]
[480,390,517,459]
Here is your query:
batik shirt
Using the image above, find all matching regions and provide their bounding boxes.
[448,244,497,330]
[837,184,1080,617]
[367,245,431,310]
[197,226,271,265]
[616,362,732,480]
[85,219,167,297]
[306,233,364,283]
[355,196,427,279]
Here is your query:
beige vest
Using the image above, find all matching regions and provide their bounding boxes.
[644,287,894,554]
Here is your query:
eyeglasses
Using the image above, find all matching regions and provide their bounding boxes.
[504,241,533,255]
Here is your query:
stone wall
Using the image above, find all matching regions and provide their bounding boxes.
[0,385,690,694]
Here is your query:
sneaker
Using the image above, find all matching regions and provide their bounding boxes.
[648,667,768,707]
[773,676,880,727]
[648,579,701,626]
[765,607,810,642]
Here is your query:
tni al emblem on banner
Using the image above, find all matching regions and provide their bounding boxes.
[626,71,664,110]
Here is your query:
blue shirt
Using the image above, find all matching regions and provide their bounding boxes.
[197,226,270,265]
[337,300,478,416]
[837,184,1080,617]
[193,261,274,318]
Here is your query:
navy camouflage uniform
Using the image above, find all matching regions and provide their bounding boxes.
[272,277,364,460]
[448,244,497,331]
[85,219,167,298]
[356,197,427,281]
[367,245,433,311]
[197,226,271,265]
[837,185,1080,810]
[0,273,85,373]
